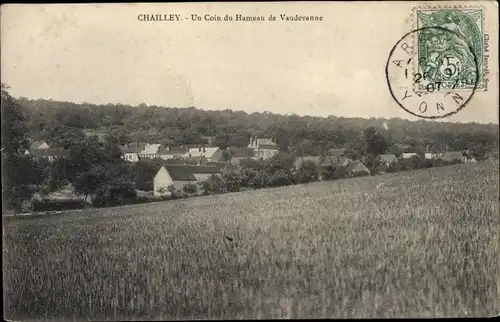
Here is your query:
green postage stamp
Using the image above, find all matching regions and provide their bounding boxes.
[414,7,487,91]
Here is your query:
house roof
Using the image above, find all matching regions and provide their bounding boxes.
[30,148,70,157]
[158,146,188,155]
[379,154,398,164]
[185,147,220,158]
[256,138,277,146]
[344,161,371,175]
[140,143,161,155]
[228,146,255,158]
[162,165,221,181]
[121,143,147,154]
[30,140,48,149]
[207,161,230,171]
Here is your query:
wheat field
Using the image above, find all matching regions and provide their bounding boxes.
[3,160,499,320]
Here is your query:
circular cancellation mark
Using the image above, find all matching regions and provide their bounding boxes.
[385,26,479,119]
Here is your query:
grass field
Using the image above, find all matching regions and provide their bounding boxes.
[3,160,499,320]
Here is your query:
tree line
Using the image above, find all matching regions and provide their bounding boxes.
[15,96,499,156]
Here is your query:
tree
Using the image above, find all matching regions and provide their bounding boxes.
[268,169,294,187]
[295,160,319,184]
[1,84,35,213]
[363,126,388,156]
[73,167,108,203]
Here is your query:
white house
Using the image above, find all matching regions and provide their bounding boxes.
[157,146,188,160]
[153,165,221,196]
[121,143,146,162]
[248,137,279,160]
[138,143,161,160]
[30,140,50,150]
[184,147,224,162]
[401,152,418,159]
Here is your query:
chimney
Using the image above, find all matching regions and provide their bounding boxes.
[199,146,201,152]
[203,147,206,153]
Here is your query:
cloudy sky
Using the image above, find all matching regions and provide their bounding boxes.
[1,2,498,124]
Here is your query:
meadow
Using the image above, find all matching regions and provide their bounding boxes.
[3,160,499,320]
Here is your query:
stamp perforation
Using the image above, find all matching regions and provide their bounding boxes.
[409,4,487,94]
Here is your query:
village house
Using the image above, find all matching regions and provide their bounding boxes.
[82,129,108,142]
[153,165,221,196]
[30,140,50,150]
[378,154,398,167]
[248,137,279,160]
[27,148,70,162]
[425,152,444,160]
[343,160,371,177]
[401,152,418,159]
[327,148,346,164]
[201,136,216,145]
[227,146,256,166]
[157,145,188,160]
[120,143,146,162]
[138,143,161,160]
[184,146,224,162]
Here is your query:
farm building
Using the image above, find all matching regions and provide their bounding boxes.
[378,154,398,166]
[425,152,444,160]
[344,161,371,177]
[401,152,418,159]
[120,143,146,162]
[138,143,161,160]
[153,165,221,196]
[157,146,188,160]
[248,137,279,160]
[30,140,50,150]
[184,147,224,162]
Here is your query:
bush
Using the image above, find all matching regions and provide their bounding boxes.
[92,181,137,207]
[32,198,85,212]
[183,183,198,194]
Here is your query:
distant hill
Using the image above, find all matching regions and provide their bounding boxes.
[15,97,499,155]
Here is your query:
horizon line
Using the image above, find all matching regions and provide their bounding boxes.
[12,93,500,126]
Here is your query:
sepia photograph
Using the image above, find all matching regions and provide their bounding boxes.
[1,1,499,320]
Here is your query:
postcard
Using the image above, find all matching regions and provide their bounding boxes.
[2,1,498,320]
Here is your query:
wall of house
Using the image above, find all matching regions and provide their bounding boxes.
[257,148,278,160]
[154,168,197,195]
[159,154,175,160]
[208,149,223,162]
[123,153,139,162]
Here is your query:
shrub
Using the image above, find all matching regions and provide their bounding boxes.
[183,183,198,194]
[32,198,85,212]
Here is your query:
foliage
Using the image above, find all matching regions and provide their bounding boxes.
[32,198,85,212]
[1,85,35,213]
[182,183,198,194]
[16,97,497,160]
[294,160,319,184]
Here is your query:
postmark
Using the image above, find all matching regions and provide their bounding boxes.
[385,27,479,119]
[414,7,486,92]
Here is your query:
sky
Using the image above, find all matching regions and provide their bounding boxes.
[1,2,498,124]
